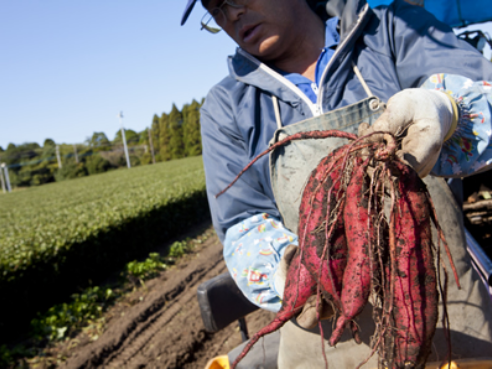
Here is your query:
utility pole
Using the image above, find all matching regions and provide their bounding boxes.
[0,164,5,193]
[56,145,63,169]
[119,111,131,168]
[1,163,11,192]
[73,144,79,163]
[148,127,156,164]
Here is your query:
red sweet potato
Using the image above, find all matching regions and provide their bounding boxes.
[389,162,438,368]
[329,157,373,346]
[219,130,451,368]
[298,148,347,306]
[230,250,317,369]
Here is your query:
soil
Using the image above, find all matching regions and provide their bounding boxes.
[54,224,275,369]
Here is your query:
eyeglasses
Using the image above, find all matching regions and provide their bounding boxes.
[201,0,250,34]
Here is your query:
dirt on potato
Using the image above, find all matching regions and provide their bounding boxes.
[53,224,275,369]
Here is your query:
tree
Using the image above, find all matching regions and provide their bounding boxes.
[150,114,160,159]
[29,141,58,186]
[168,104,184,159]
[40,141,56,160]
[138,128,149,145]
[88,132,110,149]
[85,155,112,175]
[2,142,47,187]
[43,139,55,148]
[55,163,87,182]
[183,99,202,156]
[113,129,138,145]
[159,113,171,161]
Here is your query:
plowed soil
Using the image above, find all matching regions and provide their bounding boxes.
[59,225,274,369]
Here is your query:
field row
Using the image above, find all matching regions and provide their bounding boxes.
[0,156,210,340]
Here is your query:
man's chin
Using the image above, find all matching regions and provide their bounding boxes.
[244,36,282,62]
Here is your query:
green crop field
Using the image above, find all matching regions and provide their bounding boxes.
[0,156,206,278]
[0,156,210,339]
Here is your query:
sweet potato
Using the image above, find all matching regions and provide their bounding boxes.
[330,157,373,346]
[230,250,316,369]
[389,161,438,368]
[298,148,347,306]
[218,130,457,369]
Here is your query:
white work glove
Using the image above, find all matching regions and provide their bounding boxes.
[359,89,458,177]
[273,244,298,298]
[274,244,334,329]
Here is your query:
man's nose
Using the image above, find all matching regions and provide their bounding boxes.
[225,4,246,23]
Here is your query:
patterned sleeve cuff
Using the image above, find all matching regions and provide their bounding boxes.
[421,73,492,177]
[223,213,298,313]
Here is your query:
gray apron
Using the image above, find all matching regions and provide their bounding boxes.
[268,84,492,368]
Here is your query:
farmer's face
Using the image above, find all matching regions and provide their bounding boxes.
[204,0,305,62]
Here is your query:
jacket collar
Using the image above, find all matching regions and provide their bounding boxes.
[227,49,314,108]
[227,0,372,106]
[325,0,368,42]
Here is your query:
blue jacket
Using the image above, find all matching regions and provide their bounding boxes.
[201,0,492,244]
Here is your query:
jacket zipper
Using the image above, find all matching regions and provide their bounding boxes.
[237,4,369,118]
[237,49,320,116]
[316,4,369,115]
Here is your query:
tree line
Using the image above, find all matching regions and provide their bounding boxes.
[0,99,203,188]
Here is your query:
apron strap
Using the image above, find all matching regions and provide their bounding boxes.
[352,62,374,98]
[271,64,375,129]
[272,95,283,129]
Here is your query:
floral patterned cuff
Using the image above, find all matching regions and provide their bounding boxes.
[421,73,492,177]
[223,213,298,313]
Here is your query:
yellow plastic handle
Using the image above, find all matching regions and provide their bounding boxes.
[205,355,230,369]
[437,358,492,369]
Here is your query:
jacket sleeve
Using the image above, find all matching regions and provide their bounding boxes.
[201,83,291,311]
[223,213,298,312]
[421,74,492,177]
[380,0,492,176]
[200,83,282,243]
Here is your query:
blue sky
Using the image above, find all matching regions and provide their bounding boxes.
[1,1,491,149]
[0,1,237,148]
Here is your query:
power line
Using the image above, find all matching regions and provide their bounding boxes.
[0,139,143,162]
[3,145,147,169]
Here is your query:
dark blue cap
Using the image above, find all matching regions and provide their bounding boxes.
[181,0,198,26]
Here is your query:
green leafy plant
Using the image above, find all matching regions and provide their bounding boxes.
[169,240,191,258]
[30,286,115,342]
[0,344,13,368]
[126,253,168,283]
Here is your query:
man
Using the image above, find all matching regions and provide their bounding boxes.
[182,0,492,367]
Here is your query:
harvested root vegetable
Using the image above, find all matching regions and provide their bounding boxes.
[298,148,347,307]
[384,161,438,368]
[216,129,460,369]
[330,157,373,347]
[230,249,317,368]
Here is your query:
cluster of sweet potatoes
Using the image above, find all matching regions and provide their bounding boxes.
[216,130,460,369]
